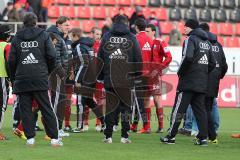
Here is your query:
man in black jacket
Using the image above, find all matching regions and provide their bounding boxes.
[199,23,228,144]
[8,13,62,146]
[71,36,105,133]
[47,16,69,137]
[98,15,142,143]
[160,19,216,146]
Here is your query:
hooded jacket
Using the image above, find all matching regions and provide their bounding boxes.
[207,32,228,97]
[8,26,56,93]
[46,25,68,70]
[177,28,216,93]
[97,23,142,88]
[73,37,95,87]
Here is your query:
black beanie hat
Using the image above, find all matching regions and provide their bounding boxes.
[185,19,199,29]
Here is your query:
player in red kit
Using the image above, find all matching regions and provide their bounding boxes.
[131,18,153,134]
[145,24,172,133]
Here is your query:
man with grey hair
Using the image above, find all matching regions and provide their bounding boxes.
[8,12,63,147]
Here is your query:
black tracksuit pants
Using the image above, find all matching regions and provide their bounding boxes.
[76,95,104,129]
[205,96,217,140]
[104,88,132,139]
[168,91,208,140]
[12,96,20,129]
[0,77,9,129]
[50,75,67,130]
[19,91,58,139]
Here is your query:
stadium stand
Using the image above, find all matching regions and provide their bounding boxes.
[163,0,176,8]
[45,0,240,47]
[149,0,161,7]
[193,0,206,8]
[169,7,182,21]
[199,8,212,22]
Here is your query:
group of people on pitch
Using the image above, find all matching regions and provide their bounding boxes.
[0,12,230,146]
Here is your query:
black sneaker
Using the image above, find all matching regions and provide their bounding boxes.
[160,135,175,144]
[64,126,72,132]
[194,139,208,146]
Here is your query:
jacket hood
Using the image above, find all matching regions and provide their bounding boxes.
[189,28,208,40]
[71,37,94,49]
[79,37,94,47]
[110,23,130,36]
[207,32,217,43]
[16,27,44,41]
[46,25,64,38]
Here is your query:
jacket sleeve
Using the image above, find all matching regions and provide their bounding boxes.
[208,44,216,73]
[177,37,195,76]
[220,47,228,79]
[60,39,69,70]
[74,44,84,83]
[97,38,106,82]
[8,39,18,83]
[132,36,143,79]
[44,33,56,74]
[161,41,172,68]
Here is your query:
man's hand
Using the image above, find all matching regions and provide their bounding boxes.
[74,83,81,94]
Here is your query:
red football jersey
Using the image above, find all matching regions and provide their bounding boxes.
[152,38,172,69]
[136,31,153,74]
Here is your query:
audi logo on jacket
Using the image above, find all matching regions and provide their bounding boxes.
[206,32,228,97]
[8,27,56,94]
[177,28,216,94]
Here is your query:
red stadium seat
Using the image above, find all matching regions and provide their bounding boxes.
[154,8,167,20]
[133,0,148,6]
[160,22,173,34]
[217,36,225,46]
[69,20,81,28]
[77,7,91,18]
[82,20,96,32]
[225,37,240,47]
[108,7,119,17]
[235,23,240,36]
[103,0,116,5]
[219,23,233,36]
[89,0,102,5]
[118,0,132,6]
[61,6,76,18]
[48,6,60,18]
[72,0,86,5]
[92,7,106,19]
[209,23,219,35]
[177,21,185,34]
[98,20,105,28]
[142,8,151,18]
[125,7,134,18]
[56,0,71,5]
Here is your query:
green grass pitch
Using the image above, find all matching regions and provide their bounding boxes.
[0,107,240,160]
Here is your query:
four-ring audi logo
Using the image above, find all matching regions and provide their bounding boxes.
[199,42,210,50]
[110,37,127,44]
[21,41,39,48]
